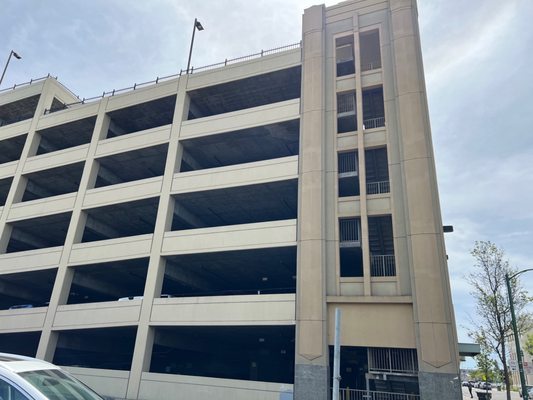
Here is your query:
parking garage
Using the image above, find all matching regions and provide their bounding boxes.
[35,116,96,155]
[106,95,176,138]
[171,179,297,231]
[94,144,168,188]
[67,258,149,304]
[6,212,72,253]
[187,66,301,120]
[0,268,57,310]
[53,327,137,370]
[81,197,159,243]
[150,325,295,384]
[179,120,299,172]
[162,246,296,297]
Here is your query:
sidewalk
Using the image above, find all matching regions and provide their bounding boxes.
[462,386,521,399]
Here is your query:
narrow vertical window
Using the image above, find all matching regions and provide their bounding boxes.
[336,36,355,76]
[360,29,381,71]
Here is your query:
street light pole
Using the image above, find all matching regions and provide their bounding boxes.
[506,268,533,400]
[186,18,204,74]
[0,50,22,87]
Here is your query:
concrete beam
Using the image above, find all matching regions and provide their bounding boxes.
[25,180,54,199]
[84,216,122,240]
[96,164,123,186]
[180,149,203,170]
[10,228,50,249]
[108,120,126,137]
[164,264,212,291]
[173,201,206,229]
[71,273,125,297]
[0,279,48,301]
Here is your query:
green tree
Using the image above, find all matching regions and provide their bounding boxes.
[467,241,532,400]
[471,334,502,385]
[525,333,533,356]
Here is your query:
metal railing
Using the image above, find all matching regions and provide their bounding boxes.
[338,92,356,114]
[338,152,357,174]
[367,180,390,195]
[339,218,360,246]
[339,389,419,400]
[0,74,52,93]
[369,348,418,375]
[193,41,301,73]
[363,117,385,129]
[370,255,396,277]
[9,42,302,113]
[361,60,382,72]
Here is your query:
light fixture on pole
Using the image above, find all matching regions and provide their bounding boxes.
[186,18,204,74]
[0,50,22,87]
[505,268,533,400]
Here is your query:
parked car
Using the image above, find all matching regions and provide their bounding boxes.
[0,352,104,399]
[117,296,143,301]
[479,382,492,390]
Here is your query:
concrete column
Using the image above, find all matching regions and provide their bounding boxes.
[0,79,58,253]
[353,26,372,295]
[36,98,111,361]
[388,1,460,399]
[295,5,329,400]
[125,76,187,400]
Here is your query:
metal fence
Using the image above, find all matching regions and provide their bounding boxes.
[368,348,418,375]
[339,389,420,400]
[338,152,357,174]
[339,218,360,246]
[370,255,396,277]
[338,92,356,114]
[361,60,382,72]
[367,180,390,195]
[363,117,385,129]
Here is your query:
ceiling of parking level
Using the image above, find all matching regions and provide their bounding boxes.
[68,258,149,303]
[0,177,13,205]
[22,162,85,202]
[163,246,297,296]
[0,134,27,164]
[172,179,297,230]
[7,212,72,253]
[180,120,299,171]
[95,144,168,187]
[82,197,159,242]
[0,268,57,309]
[0,95,40,125]
[187,66,301,119]
[106,95,176,137]
[36,116,96,154]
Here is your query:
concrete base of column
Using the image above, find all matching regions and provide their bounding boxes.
[418,371,462,400]
[294,364,329,400]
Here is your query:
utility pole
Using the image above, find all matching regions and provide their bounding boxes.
[505,269,533,400]
[332,308,341,400]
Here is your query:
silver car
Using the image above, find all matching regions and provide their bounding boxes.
[0,353,104,400]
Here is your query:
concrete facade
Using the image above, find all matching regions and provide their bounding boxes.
[0,1,460,399]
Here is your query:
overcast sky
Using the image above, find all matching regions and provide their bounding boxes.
[1,0,532,368]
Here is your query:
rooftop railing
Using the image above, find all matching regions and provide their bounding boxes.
[0,74,52,94]
[2,42,302,115]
